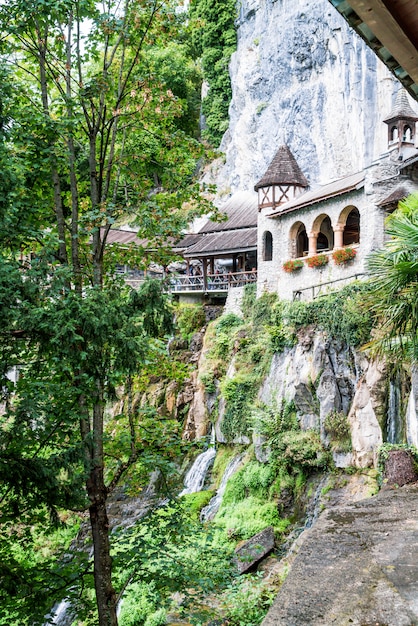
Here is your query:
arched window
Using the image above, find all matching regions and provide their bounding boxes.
[296,224,308,258]
[403,125,412,142]
[263,231,273,261]
[391,126,399,142]
[317,215,333,251]
[289,222,308,258]
[343,208,360,245]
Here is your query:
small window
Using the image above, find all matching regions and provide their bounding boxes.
[263,231,273,261]
[391,126,398,142]
[403,125,412,142]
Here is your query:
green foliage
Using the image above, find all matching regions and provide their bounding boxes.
[216,496,287,540]
[221,374,257,440]
[242,283,257,319]
[324,411,352,453]
[215,312,243,331]
[180,490,215,519]
[175,303,206,340]
[222,574,277,626]
[283,282,374,346]
[366,193,418,360]
[112,501,234,612]
[118,582,165,626]
[209,313,244,360]
[189,0,237,145]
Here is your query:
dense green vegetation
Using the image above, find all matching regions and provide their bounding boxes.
[189,0,237,145]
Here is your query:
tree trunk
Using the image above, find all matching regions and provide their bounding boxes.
[87,466,118,626]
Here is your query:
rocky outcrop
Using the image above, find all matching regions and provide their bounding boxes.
[258,332,389,468]
[261,484,418,626]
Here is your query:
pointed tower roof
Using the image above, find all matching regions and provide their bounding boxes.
[254,145,309,191]
[384,89,418,125]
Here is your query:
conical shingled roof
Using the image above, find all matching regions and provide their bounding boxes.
[254,145,309,191]
[384,89,418,124]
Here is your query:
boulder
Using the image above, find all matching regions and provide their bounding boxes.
[234,526,275,574]
[383,449,418,487]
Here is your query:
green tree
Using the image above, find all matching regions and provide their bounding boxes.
[0,2,211,624]
[366,193,418,360]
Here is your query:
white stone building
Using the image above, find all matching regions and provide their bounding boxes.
[255,89,418,300]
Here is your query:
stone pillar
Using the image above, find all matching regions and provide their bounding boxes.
[308,231,317,256]
[334,224,344,249]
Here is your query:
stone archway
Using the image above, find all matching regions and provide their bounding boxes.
[336,206,360,247]
[289,221,308,258]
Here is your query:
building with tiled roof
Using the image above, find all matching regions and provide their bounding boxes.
[256,88,418,300]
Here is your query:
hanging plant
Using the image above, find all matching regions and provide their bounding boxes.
[283,259,304,273]
[305,254,329,269]
[332,247,357,265]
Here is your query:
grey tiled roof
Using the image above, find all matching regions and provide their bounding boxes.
[183,227,257,257]
[254,145,309,190]
[199,191,258,233]
[384,89,418,123]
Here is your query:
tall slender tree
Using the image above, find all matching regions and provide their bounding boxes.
[0,2,210,624]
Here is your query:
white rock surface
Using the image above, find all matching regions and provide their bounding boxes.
[214,0,397,195]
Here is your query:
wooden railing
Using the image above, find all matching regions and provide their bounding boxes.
[170,270,257,293]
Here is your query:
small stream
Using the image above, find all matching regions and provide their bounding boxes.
[200,453,244,521]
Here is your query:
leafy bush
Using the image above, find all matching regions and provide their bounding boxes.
[324,411,352,453]
[175,304,206,339]
[222,574,277,626]
[221,374,257,439]
[242,283,257,319]
[215,312,243,332]
[283,282,373,346]
[118,582,161,626]
[216,495,287,540]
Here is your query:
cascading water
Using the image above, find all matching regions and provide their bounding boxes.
[179,446,216,496]
[45,599,73,626]
[200,453,244,522]
[386,377,403,444]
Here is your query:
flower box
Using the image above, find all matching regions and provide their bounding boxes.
[305,253,329,269]
[283,259,304,273]
[332,247,357,265]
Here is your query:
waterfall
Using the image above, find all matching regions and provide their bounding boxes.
[45,599,73,626]
[200,454,244,522]
[179,447,216,496]
[407,390,418,447]
[386,378,402,444]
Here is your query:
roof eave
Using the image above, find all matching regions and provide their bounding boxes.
[267,181,364,217]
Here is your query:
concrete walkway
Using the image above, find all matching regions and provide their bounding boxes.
[262,484,418,626]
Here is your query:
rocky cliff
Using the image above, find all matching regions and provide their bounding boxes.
[213,0,398,195]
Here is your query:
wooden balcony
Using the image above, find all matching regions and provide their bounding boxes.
[169,270,257,294]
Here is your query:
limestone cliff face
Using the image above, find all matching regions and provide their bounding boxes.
[215,0,398,195]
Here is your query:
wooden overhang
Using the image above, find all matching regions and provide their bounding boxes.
[328,0,418,101]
